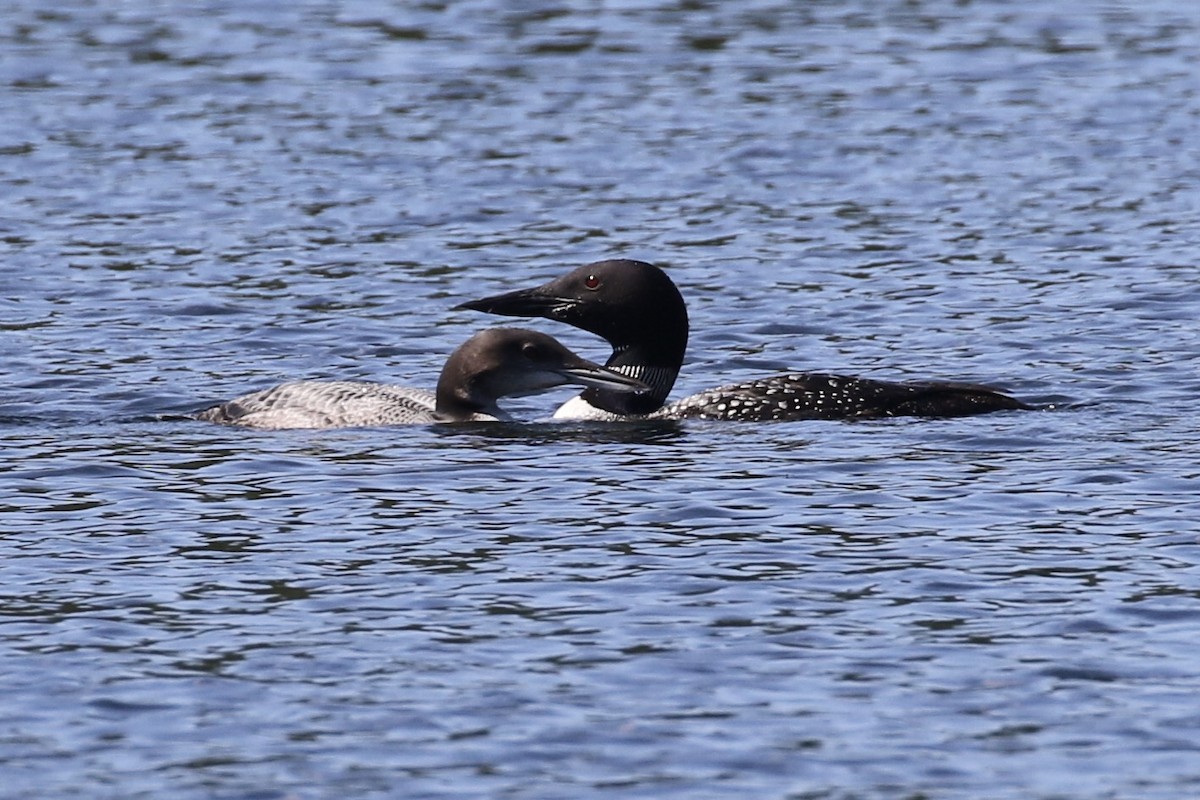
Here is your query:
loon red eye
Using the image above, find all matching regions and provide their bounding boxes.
[584,274,601,290]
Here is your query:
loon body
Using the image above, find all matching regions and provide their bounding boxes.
[457,260,1030,422]
[657,373,1026,421]
[195,327,648,429]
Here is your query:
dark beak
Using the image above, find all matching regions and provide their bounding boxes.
[557,363,648,394]
[454,285,575,319]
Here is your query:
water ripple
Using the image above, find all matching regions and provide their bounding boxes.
[4,0,1200,798]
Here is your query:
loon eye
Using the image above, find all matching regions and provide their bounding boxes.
[584,274,601,291]
[520,341,545,360]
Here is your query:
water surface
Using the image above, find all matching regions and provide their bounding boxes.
[3,1,1200,798]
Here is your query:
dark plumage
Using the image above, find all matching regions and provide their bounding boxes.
[658,373,1028,421]
[458,259,1030,422]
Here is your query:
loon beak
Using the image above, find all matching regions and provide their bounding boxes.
[455,285,576,319]
[558,362,648,394]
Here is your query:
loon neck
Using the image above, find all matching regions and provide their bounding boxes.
[456,258,690,416]
[433,377,496,422]
[566,260,689,415]
[580,344,682,416]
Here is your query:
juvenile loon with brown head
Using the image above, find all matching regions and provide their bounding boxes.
[456,260,1031,422]
[194,327,649,429]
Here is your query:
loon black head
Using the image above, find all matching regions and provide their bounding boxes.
[456,260,687,414]
[434,327,650,421]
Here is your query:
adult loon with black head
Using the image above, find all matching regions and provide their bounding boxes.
[456,260,1031,422]
[194,327,649,429]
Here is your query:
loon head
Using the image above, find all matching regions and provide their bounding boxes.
[456,260,688,414]
[434,327,650,421]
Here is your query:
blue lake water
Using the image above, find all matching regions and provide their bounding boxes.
[3,1,1200,797]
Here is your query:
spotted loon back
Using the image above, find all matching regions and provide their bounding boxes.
[656,373,1031,422]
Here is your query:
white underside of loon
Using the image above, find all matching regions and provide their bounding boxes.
[551,395,624,421]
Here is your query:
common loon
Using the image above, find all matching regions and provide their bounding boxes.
[194,327,649,429]
[456,260,1030,422]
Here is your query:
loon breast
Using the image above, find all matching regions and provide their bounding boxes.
[552,395,622,421]
[552,363,678,420]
